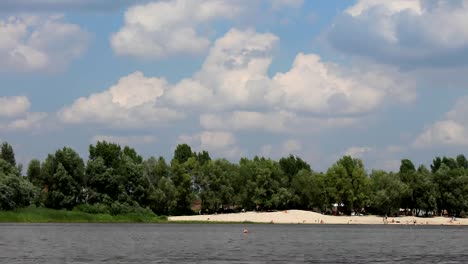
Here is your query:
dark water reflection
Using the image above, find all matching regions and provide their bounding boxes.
[1,223,467,263]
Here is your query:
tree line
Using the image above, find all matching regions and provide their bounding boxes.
[1,141,467,217]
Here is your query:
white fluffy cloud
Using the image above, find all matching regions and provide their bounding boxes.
[413,96,468,148]
[327,0,468,67]
[167,28,280,109]
[0,15,90,72]
[177,131,242,158]
[111,0,245,59]
[58,71,185,128]
[413,120,468,147]
[273,53,415,114]
[168,28,415,117]
[62,28,414,133]
[0,112,48,131]
[0,96,48,132]
[0,96,30,117]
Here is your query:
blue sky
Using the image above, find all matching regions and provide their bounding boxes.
[1,0,468,172]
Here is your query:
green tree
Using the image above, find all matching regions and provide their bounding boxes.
[27,159,42,186]
[370,170,407,216]
[40,147,85,209]
[326,156,369,215]
[279,155,311,182]
[173,144,193,164]
[170,159,195,214]
[399,159,416,175]
[89,141,122,168]
[0,158,37,210]
[196,150,211,165]
[0,142,16,168]
[290,170,326,210]
[431,157,442,173]
[456,154,468,169]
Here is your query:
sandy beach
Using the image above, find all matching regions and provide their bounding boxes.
[169,210,468,226]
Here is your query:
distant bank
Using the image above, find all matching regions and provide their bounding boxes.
[3,208,467,225]
[169,210,468,226]
[0,208,167,223]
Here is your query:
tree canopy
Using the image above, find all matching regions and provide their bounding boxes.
[0,140,467,218]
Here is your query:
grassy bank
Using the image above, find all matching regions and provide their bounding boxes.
[0,208,167,223]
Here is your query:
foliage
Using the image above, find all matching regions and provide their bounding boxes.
[0,158,38,210]
[0,141,467,219]
[0,207,166,223]
[0,142,16,167]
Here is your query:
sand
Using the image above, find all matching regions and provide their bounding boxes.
[169,210,468,225]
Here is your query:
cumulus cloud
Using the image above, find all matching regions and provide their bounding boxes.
[177,131,242,158]
[326,0,468,68]
[111,0,246,59]
[0,15,90,72]
[413,120,468,147]
[0,96,48,132]
[168,28,415,116]
[273,53,415,114]
[413,96,468,148]
[61,28,414,134]
[58,71,185,128]
[0,96,31,117]
[0,112,48,131]
[167,28,280,109]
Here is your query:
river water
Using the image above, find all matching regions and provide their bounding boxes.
[0,223,467,263]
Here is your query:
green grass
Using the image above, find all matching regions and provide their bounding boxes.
[0,208,168,223]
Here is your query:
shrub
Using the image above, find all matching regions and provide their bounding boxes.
[0,173,37,210]
[109,201,155,216]
[74,203,110,214]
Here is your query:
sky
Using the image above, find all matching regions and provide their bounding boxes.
[1,0,468,172]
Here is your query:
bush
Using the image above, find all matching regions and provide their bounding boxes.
[0,173,37,210]
[109,201,155,216]
[74,203,110,214]
[460,211,467,218]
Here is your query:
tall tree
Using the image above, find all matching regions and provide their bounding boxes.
[326,156,369,214]
[0,142,16,168]
[279,155,311,181]
[196,150,211,165]
[456,154,468,169]
[27,159,42,186]
[399,159,416,175]
[370,170,408,216]
[173,144,193,164]
[89,141,122,168]
[40,147,85,209]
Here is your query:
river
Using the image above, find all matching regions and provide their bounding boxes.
[1,223,467,263]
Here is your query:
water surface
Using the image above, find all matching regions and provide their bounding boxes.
[1,223,467,263]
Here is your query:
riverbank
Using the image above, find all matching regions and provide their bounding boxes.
[169,209,468,225]
[0,208,167,223]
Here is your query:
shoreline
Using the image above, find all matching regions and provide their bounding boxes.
[169,210,468,226]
